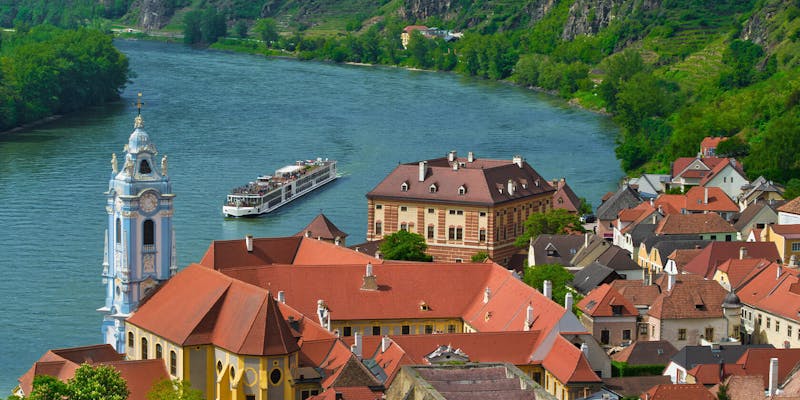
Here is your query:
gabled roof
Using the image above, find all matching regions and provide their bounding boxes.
[551,178,582,213]
[610,340,678,365]
[684,186,739,213]
[650,239,711,267]
[736,348,800,390]
[670,344,773,371]
[770,224,800,238]
[530,234,585,267]
[127,264,300,356]
[736,261,800,323]
[596,246,640,271]
[571,263,621,295]
[308,387,384,400]
[669,248,704,271]
[682,241,779,279]
[628,223,658,249]
[610,280,661,308]
[295,214,348,240]
[648,274,727,320]
[643,383,715,400]
[716,258,772,290]
[686,363,744,385]
[734,202,778,231]
[654,194,686,215]
[366,156,554,206]
[577,284,637,318]
[596,185,642,220]
[602,376,671,398]
[541,335,601,384]
[698,158,746,187]
[701,136,725,150]
[654,213,736,235]
[672,157,731,180]
[779,196,800,216]
[709,375,764,400]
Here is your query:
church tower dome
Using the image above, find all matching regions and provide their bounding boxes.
[99,94,177,353]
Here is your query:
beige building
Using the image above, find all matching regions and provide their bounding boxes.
[366,151,555,264]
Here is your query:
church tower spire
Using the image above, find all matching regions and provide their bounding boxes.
[99,95,176,352]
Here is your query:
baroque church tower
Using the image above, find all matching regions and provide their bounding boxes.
[100,97,177,352]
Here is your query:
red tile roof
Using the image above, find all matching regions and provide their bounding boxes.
[778,196,800,216]
[128,265,300,356]
[366,156,554,206]
[654,195,685,215]
[309,386,384,400]
[771,224,800,238]
[654,213,736,235]
[737,261,800,323]
[716,258,772,289]
[542,335,601,384]
[643,383,716,400]
[610,280,662,308]
[403,25,429,32]
[551,178,582,213]
[682,242,779,279]
[698,158,745,187]
[648,274,727,320]
[578,284,638,318]
[684,186,739,213]
[686,363,744,385]
[669,249,704,270]
[672,157,731,180]
[295,214,348,240]
[736,348,800,389]
[701,137,725,150]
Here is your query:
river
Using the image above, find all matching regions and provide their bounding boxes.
[0,39,622,392]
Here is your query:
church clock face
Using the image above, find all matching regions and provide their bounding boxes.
[140,192,158,213]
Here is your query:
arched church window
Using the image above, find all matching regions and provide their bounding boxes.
[139,159,151,174]
[128,332,134,349]
[155,343,162,359]
[270,368,282,385]
[116,218,121,244]
[170,351,177,375]
[143,220,155,245]
[141,337,148,359]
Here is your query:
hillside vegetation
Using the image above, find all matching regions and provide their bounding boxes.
[2,0,800,185]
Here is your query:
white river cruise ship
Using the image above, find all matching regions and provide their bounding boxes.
[223,158,337,217]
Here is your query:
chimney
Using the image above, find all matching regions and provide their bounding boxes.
[543,280,552,299]
[704,187,709,204]
[305,230,312,238]
[468,151,474,163]
[354,332,362,359]
[483,287,491,304]
[453,162,459,171]
[512,155,523,168]
[580,342,589,358]
[362,262,378,290]
[418,161,426,182]
[448,150,457,162]
[565,292,574,312]
[524,304,534,331]
[334,236,341,246]
[740,247,747,260]
[668,273,676,291]
[245,234,254,252]
[650,198,654,206]
[769,357,779,396]
[381,336,391,352]
[277,291,285,303]
[508,179,515,196]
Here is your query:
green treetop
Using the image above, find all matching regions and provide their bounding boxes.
[379,230,433,262]
[515,208,586,247]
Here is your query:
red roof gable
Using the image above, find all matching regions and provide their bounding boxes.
[654,213,736,235]
[716,258,772,289]
[295,214,348,240]
[736,348,800,389]
[770,224,800,238]
[542,335,601,384]
[701,137,725,150]
[684,186,739,213]
[737,262,800,323]
[698,158,745,187]
[778,196,800,216]
[644,383,715,400]
[648,274,727,320]
[682,242,779,279]
[578,284,638,318]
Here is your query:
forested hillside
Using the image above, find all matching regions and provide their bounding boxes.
[2,0,799,187]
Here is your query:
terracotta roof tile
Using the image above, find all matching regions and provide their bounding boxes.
[102,359,169,400]
[778,197,800,216]
[578,284,637,318]
[669,249,704,270]
[542,335,600,383]
[366,156,554,206]
[736,348,800,389]
[771,224,800,238]
[610,280,661,307]
[737,262,800,324]
[710,375,764,400]
[654,213,736,235]
[309,387,384,400]
[654,195,685,215]
[701,137,725,149]
[686,363,744,385]
[643,383,716,400]
[602,376,671,397]
[648,275,727,319]
[672,157,731,180]
[551,178,582,213]
[716,258,772,289]
[682,242,779,279]
[295,214,348,240]
[684,186,739,213]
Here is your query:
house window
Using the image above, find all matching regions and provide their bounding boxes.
[705,327,714,342]
[246,396,256,400]
[400,206,408,212]
[343,326,352,337]
[270,368,282,385]
[428,208,434,214]
[600,330,610,345]
[454,258,463,263]
[612,305,623,316]
[776,321,781,333]
[479,229,486,242]
[156,343,163,359]
[726,234,732,241]
[429,184,438,193]
[448,324,456,333]
[116,218,121,244]
[143,220,155,245]
[375,204,382,210]
[169,351,177,375]
[789,325,793,338]
[449,210,456,215]
[768,318,771,328]
[709,235,717,240]
[128,332,134,349]
[373,326,381,336]
[400,223,408,231]
[425,325,433,334]
[623,330,631,340]
[480,212,486,217]
[401,182,408,192]
[678,329,687,340]
[375,222,382,235]
[639,324,648,335]
[457,210,463,215]
[458,185,466,195]
[141,337,148,359]
[427,225,435,239]
[793,243,800,252]
[401,325,410,335]
[456,227,463,240]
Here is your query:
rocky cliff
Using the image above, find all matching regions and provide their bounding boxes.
[398,0,455,22]
[561,0,659,41]
[131,0,173,29]
[740,0,783,47]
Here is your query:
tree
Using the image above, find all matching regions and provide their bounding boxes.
[578,197,593,215]
[28,375,68,400]
[183,11,202,44]
[471,251,489,262]
[234,20,248,38]
[523,263,576,308]
[253,18,279,47]
[717,383,730,400]
[515,209,585,247]
[147,379,203,400]
[715,136,749,158]
[25,364,128,400]
[379,230,433,261]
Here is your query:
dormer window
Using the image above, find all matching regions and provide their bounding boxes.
[611,305,623,316]
[401,182,409,192]
[139,159,151,174]
[429,184,438,193]
[458,185,467,195]
[420,301,430,311]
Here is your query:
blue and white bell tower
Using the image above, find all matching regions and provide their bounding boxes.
[99,95,177,352]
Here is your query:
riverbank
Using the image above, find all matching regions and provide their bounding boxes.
[0,115,62,136]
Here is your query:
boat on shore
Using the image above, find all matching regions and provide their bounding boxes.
[223,158,338,217]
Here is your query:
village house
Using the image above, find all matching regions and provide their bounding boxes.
[736,259,800,348]
[662,344,773,384]
[627,174,671,199]
[551,177,583,214]
[697,159,749,201]
[761,224,800,264]
[738,176,785,210]
[778,197,800,225]
[681,241,779,279]
[701,136,726,157]
[294,213,348,246]
[595,185,642,239]
[669,156,744,195]
[577,284,638,348]
[733,201,779,240]
[366,151,555,264]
